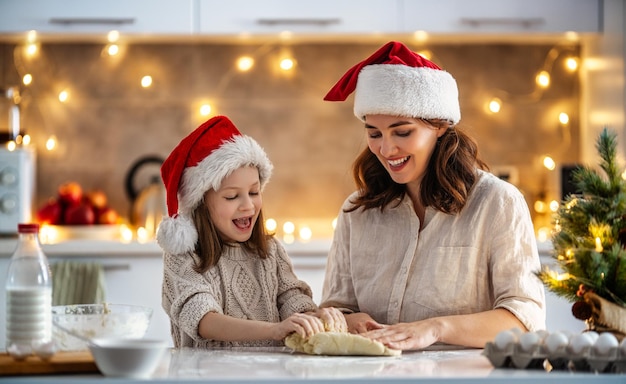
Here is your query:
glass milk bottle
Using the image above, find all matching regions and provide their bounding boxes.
[5,223,53,359]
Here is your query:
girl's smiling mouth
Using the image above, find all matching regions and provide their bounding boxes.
[233,216,253,230]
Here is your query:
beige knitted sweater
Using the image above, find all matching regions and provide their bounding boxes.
[162,237,318,348]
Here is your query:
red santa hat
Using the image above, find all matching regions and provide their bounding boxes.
[324,41,461,124]
[156,115,273,255]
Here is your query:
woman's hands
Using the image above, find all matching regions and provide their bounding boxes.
[344,312,385,334]
[361,320,440,351]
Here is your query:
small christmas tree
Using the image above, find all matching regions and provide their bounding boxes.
[538,128,626,335]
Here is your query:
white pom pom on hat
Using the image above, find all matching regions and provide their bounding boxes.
[324,41,460,124]
[156,115,273,255]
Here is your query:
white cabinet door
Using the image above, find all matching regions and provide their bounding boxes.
[400,0,601,34]
[198,0,401,36]
[0,0,194,36]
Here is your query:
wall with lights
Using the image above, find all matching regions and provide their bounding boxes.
[0,40,581,240]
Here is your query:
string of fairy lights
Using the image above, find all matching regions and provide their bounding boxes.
[7,29,592,243]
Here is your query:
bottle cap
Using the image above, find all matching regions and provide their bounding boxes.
[18,223,40,233]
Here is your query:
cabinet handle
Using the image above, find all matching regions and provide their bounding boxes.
[49,18,136,26]
[103,263,130,271]
[256,18,340,27]
[460,17,544,29]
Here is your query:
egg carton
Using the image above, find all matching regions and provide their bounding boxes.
[483,341,626,373]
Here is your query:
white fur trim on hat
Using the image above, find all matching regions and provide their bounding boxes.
[156,214,197,255]
[155,134,272,255]
[354,64,461,124]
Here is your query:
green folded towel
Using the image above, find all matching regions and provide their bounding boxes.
[51,261,106,305]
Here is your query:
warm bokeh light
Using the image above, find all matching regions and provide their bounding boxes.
[22,74,32,85]
[565,57,578,71]
[537,227,551,242]
[26,43,37,56]
[26,30,37,43]
[236,56,254,71]
[549,200,560,212]
[279,58,294,71]
[413,30,429,42]
[536,70,550,88]
[6,141,16,151]
[332,217,337,229]
[107,30,120,43]
[46,135,57,151]
[21,134,31,145]
[488,98,501,113]
[534,200,547,213]
[199,104,212,116]
[559,112,569,125]
[141,76,153,88]
[120,225,133,243]
[299,226,312,241]
[543,156,556,171]
[137,227,149,243]
[265,218,277,232]
[282,233,295,244]
[417,50,432,60]
[107,44,119,56]
[283,221,295,234]
[58,90,69,102]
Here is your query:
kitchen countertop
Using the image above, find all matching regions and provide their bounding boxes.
[4,347,624,383]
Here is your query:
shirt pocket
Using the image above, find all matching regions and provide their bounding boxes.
[410,246,486,317]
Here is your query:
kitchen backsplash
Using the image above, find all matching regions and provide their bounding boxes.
[0,42,579,238]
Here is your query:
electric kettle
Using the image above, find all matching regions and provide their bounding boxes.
[124,155,167,238]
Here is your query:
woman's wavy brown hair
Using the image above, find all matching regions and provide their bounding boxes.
[347,119,488,214]
[191,200,270,274]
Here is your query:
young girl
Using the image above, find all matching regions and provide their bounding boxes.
[156,115,345,348]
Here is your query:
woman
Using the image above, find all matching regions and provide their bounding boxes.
[156,115,346,348]
[320,41,545,351]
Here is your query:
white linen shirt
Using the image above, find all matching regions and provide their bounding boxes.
[321,170,546,332]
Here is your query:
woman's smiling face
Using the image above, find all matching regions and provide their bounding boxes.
[364,115,445,186]
[204,165,262,243]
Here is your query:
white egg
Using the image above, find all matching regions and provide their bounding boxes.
[584,331,600,343]
[593,332,619,355]
[535,329,550,341]
[494,329,518,350]
[569,333,594,355]
[510,328,524,337]
[619,337,626,354]
[545,332,569,353]
[519,332,541,352]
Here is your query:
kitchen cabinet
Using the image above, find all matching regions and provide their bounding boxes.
[197,0,401,36]
[0,0,602,39]
[399,0,602,35]
[0,0,195,37]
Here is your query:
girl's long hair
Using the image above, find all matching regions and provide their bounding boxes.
[191,202,270,274]
[347,120,488,214]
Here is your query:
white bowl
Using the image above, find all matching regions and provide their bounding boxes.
[89,338,167,378]
[52,304,153,351]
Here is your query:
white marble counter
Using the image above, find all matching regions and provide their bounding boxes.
[5,347,624,383]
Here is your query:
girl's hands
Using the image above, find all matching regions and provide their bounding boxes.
[273,313,325,341]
